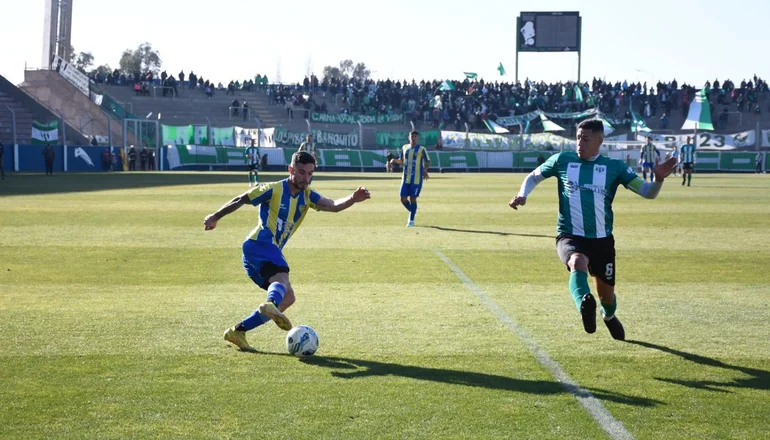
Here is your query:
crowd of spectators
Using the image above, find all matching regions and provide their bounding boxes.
[90,66,768,132]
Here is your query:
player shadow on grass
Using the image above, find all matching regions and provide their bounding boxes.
[424,225,553,238]
[301,355,662,407]
[626,340,770,393]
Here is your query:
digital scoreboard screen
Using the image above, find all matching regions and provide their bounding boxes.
[518,12,581,52]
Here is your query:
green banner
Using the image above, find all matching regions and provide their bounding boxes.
[694,152,719,171]
[274,128,359,148]
[162,124,194,146]
[311,113,405,124]
[377,130,439,148]
[719,152,757,171]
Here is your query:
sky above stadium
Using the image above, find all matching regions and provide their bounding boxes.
[1,0,768,87]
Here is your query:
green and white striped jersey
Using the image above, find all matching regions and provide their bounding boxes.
[539,152,639,238]
[680,144,696,163]
[245,146,260,165]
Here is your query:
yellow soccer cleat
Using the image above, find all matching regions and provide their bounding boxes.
[257,302,292,331]
[224,327,252,351]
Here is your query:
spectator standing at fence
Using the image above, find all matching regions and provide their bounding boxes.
[285,98,294,119]
[127,145,137,171]
[43,143,55,175]
[179,71,185,87]
[101,147,111,171]
[140,147,148,171]
[148,149,156,171]
[243,101,249,121]
[298,134,317,163]
[756,152,764,174]
[231,99,240,117]
[91,136,98,146]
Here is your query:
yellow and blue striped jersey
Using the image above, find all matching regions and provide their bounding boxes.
[245,179,322,249]
[299,141,316,155]
[401,144,429,185]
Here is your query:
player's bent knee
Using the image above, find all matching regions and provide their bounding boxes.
[568,253,589,272]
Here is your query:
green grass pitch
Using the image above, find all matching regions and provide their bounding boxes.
[1,171,768,439]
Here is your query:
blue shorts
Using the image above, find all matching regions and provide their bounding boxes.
[399,181,423,198]
[642,161,655,169]
[242,240,289,290]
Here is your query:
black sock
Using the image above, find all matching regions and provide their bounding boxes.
[234,323,246,332]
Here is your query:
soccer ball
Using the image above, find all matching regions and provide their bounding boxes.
[286,325,319,358]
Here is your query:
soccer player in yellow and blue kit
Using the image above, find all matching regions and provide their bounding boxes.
[298,133,317,163]
[204,151,371,351]
[510,119,676,340]
[389,131,430,227]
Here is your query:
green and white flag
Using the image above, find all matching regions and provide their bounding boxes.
[574,85,584,103]
[483,118,509,134]
[31,120,58,144]
[539,113,565,132]
[438,80,455,91]
[681,89,714,131]
[596,116,615,136]
[631,109,652,133]
[464,72,478,79]
[497,62,506,76]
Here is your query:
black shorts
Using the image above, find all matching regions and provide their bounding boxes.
[556,234,616,286]
[248,164,259,172]
[682,163,693,171]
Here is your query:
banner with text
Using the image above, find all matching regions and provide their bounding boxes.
[441,131,575,151]
[762,130,770,147]
[377,130,439,149]
[162,124,194,146]
[310,113,405,125]
[210,127,235,146]
[161,146,765,172]
[273,128,359,148]
[638,130,755,150]
[53,55,91,96]
[234,127,276,148]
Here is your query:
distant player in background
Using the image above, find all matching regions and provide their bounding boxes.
[204,151,371,351]
[640,136,661,181]
[680,136,696,186]
[298,134,317,164]
[509,119,676,340]
[245,140,260,186]
[389,131,430,227]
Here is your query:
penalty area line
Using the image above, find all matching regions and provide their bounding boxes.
[433,248,635,440]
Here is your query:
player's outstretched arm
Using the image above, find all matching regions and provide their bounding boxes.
[204,193,250,230]
[316,187,371,213]
[510,168,546,210]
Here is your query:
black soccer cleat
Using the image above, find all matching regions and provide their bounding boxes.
[603,315,626,341]
[580,294,597,334]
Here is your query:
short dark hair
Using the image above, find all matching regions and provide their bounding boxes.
[577,119,604,135]
[292,151,316,167]
[409,130,420,137]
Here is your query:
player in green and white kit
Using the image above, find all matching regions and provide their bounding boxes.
[679,137,696,187]
[509,119,676,340]
[245,140,260,186]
